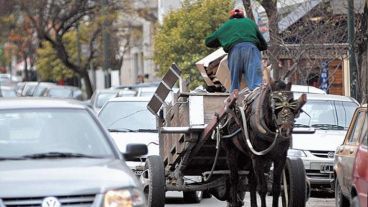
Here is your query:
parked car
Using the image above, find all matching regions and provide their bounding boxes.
[98,96,204,203]
[288,93,359,192]
[18,82,56,97]
[98,96,159,171]
[42,85,85,100]
[90,89,136,113]
[0,86,16,97]
[113,82,176,97]
[291,85,326,94]
[334,104,368,207]
[0,98,147,207]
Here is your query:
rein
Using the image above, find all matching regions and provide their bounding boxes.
[225,84,298,156]
[239,105,279,156]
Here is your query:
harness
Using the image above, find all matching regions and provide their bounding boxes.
[224,84,299,156]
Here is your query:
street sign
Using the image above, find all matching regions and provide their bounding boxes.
[320,61,329,93]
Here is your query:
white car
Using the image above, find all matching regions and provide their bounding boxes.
[290,85,326,94]
[90,89,136,113]
[289,93,359,192]
[98,96,204,203]
[97,97,158,172]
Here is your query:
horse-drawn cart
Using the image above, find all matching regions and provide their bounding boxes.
[144,64,309,207]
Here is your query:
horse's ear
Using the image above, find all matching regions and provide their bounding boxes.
[285,81,292,91]
[296,93,307,111]
[262,63,272,85]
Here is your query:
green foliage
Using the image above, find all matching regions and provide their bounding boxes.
[36,41,75,81]
[153,0,231,89]
[36,25,93,81]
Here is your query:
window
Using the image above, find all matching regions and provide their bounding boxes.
[295,100,357,129]
[348,111,366,144]
[360,112,368,146]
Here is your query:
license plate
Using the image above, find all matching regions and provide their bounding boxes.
[133,170,144,176]
[320,164,333,173]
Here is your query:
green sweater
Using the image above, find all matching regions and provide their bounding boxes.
[205,18,268,53]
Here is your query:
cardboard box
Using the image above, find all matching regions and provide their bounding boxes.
[196,48,226,86]
[216,55,247,91]
[196,48,247,91]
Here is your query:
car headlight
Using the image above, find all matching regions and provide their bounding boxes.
[104,188,145,207]
[287,149,307,157]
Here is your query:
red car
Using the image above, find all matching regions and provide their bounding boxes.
[334,104,368,207]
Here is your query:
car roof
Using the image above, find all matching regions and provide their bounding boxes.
[0,86,15,90]
[302,93,358,103]
[107,96,151,102]
[23,81,56,86]
[291,85,326,94]
[94,88,135,94]
[0,98,87,110]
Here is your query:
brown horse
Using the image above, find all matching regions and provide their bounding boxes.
[221,80,306,207]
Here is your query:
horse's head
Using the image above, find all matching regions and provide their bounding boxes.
[268,81,307,138]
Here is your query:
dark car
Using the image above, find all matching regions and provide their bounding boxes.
[334,104,368,207]
[0,98,146,207]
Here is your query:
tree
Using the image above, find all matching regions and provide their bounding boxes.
[154,0,356,96]
[36,31,79,82]
[153,0,232,88]
[18,0,125,97]
[8,16,38,81]
[356,1,368,102]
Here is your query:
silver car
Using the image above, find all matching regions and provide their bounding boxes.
[289,93,358,191]
[0,98,146,207]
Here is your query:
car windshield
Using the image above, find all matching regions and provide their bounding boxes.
[295,100,358,130]
[0,89,16,97]
[96,93,118,108]
[0,109,114,158]
[99,101,156,131]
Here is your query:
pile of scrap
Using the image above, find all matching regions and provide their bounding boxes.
[196,48,246,92]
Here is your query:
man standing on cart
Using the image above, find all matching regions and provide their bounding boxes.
[205,8,268,93]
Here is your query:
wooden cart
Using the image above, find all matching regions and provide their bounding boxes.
[143,64,309,207]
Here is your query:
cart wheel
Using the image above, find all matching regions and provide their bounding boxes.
[281,157,307,207]
[183,191,202,203]
[140,155,165,207]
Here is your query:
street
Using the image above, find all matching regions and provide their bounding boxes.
[165,192,335,207]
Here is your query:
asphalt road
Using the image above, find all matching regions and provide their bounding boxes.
[165,191,335,207]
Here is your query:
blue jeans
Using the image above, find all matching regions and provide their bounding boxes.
[228,42,262,92]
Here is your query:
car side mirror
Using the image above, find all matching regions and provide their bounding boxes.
[123,144,148,160]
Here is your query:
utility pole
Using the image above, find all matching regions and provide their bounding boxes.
[102,0,111,88]
[348,0,358,99]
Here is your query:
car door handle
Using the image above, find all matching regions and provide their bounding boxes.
[338,147,344,153]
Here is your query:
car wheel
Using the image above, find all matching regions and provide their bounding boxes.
[140,155,165,207]
[183,191,202,203]
[351,195,360,207]
[202,190,212,199]
[335,178,349,207]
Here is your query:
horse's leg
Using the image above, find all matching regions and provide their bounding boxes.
[249,169,258,207]
[271,155,287,207]
[252,157,267,207]
[224,141,242,207]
